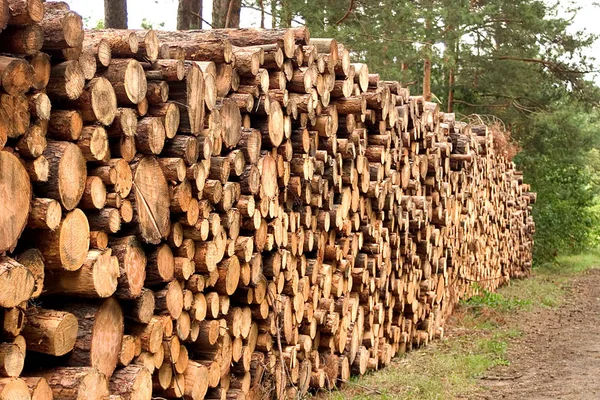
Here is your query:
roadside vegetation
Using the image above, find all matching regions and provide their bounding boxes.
[319,250,600,400]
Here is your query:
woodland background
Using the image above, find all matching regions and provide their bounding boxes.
[98,0,600,262]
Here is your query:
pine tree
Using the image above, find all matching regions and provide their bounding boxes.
[104,0,127,28]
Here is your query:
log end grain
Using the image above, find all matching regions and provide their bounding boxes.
[0,151,31,252]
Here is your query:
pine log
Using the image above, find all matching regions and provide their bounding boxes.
[0,151,32,252]
[21,308,78,356]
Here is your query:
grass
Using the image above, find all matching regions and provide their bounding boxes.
[317,250,600,400]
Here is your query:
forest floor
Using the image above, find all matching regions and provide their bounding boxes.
[317,250,600,400]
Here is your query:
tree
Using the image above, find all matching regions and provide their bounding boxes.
[104,0,127,29]
[213,0,241,28]
[178,0,202,30]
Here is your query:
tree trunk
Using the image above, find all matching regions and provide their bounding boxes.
[104,0,127,29]
[191,0,202,29]
[213,0,241,28]
[177,0,190,30]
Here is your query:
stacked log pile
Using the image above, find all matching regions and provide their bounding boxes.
[0,1,536,399]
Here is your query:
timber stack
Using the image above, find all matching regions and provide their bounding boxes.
[0,0,536,399]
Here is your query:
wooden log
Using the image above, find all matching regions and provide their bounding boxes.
[37,140,87,211]
[35,208,90,271]
[109,364,152,400]
[15,249,45,298]
[98,59,147,105]
[21,377,52,400]
[130,156,170,244]
[41,367,109,400]
[58,299,124,378]
[0,56,33,95]
[0,151,32,252]
[21,308,78,356]
[43,249,119,298]
[0,378,32,400]
[0,257,34,308]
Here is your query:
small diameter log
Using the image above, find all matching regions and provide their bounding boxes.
[21,308,78,356]
[38,140,87,211]
[0,343,24,377]
[68,77,118,126]
[28,52,51,91]
[77,125,109,162]
[43,249,119,298]
[48,110,83,141]
[109,236,146,300]
[58,298,124,378]
[41,367,109,400]
[35,209,90,271]
[131,156,170,244]
[46,60,84,101]
[99,59,147,105]
[109,364,152,400]
[0,257,34,308]
[0,151,32,253]
[121,288,155,324]
[15,248,45,298]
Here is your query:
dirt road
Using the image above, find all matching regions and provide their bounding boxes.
[480,269,600,400]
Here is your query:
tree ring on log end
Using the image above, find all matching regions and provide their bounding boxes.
[0,151,31,252]
[91,298,124,378]
[58,143,87,210]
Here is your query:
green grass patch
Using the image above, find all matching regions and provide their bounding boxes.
[319,250,600,400]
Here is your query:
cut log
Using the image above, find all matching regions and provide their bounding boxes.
[58,298,124,378]
[0,151,32,252]
[109,364,152,400]
[37,140,87,211]
[0,257,34,308]
[21,308,78,356]
[41,367,109,400]
[0,56,33,95]
[21,377,52,400]
[43,249,119,298]
[35,208,90,271]
[0,378,31,400]
[130,156,170,244]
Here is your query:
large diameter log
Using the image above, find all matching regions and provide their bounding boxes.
[109,364,152,400]
[0,257,34,308]
[21,308,78,356]
[43,249,119,298]
[35,209,90,271]
[38,140,87,211]
[0,151,31,252]
[131,156,170,244]
[58,299,124,378]
[41,367,109,400]
[21,377,52,400]
[0,378,31,400]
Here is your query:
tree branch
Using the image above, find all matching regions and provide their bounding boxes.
[225,0,234,28]
[336,0,355,25]
[453,99,511,108]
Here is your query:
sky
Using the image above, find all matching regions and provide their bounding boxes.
[65,0,600,80]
